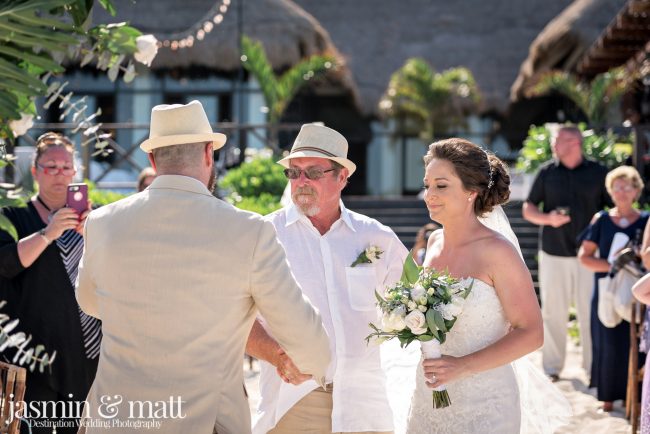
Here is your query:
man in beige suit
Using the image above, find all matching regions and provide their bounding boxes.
[76,101,330,434]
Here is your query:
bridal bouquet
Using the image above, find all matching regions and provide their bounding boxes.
[366,255,473,408]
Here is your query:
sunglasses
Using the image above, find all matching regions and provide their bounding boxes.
[37,164,76,176]
[284,167,335,180]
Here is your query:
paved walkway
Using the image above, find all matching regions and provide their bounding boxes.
[244,341,633,433]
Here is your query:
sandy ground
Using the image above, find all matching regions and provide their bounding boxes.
[244,339,635,433]
[538,341,632,434]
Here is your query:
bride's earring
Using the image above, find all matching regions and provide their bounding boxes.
[467,195,472,202]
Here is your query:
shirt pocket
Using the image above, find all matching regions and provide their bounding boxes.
[345,266,378,311]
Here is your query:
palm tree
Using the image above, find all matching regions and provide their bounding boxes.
[241,35,337,152]
[379,58,481,142]
[528,68,629,129]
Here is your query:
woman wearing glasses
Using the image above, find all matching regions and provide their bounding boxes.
[0,132,98,433]
[578,165,648,412]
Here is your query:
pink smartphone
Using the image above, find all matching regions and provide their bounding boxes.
[66,183,88,214]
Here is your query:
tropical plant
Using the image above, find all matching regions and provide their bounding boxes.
[87,179,127,207]
[0,0,154,232]
[379,58,481,142]
[0,301,56,372]
[220,156,287,215]
[517,123,633,174]
[0,0,154,140]
[229,193,283,216]
[528,68,629,129]
[241,35,337,152]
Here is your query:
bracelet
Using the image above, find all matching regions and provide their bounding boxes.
[38,228,52,245]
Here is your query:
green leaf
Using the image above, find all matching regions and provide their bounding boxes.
[433,310,447,333]
[67,0,94,27]
[0,45,64,72]
[418,334,433,342]
[400,253,420,285]
[0,214,17,241]
[8,9,75,32]
[0,0,74,19]
[425,309,437,332]
[98,0,117,16]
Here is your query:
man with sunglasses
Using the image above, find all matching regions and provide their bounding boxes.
[248,124,408,434]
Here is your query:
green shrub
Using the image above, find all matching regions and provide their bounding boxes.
[87,180,127,207]
[220,157,287,215]
[228,193,283,215]
[221,157,287,198]
[517,123,632,174]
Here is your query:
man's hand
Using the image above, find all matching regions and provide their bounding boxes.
[274,348,311,385]
[547,210,571,228]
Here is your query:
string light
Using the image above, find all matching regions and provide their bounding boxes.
[158,0,233,51]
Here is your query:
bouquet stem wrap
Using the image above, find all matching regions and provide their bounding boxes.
[421,340,451,408]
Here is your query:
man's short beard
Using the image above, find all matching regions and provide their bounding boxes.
[292,186,320,217]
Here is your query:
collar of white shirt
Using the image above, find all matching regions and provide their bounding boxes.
[285,200,356,232]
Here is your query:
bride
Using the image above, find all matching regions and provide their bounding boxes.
[405,138,544,433]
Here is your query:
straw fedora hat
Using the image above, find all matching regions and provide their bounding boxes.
[140,100,227,152]
[278,124,356,176]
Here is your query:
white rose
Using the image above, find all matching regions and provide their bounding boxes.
[427,288,435,296]
[405,310,428,335]
[9,113,34,137]
[382,306,406,332]
[365,246,383,263]
[438,304,454,321]
[411,284,426,301]
[440,296,464,320]
[134,34,159,66]
[407,301,417,311]
[418,305,427,313]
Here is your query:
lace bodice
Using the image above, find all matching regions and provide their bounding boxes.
[440,278,510,355]
[405,279,520,434]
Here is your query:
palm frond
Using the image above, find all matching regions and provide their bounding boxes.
[380,59,481,141]
[242,35,278,117]
[530,68,631,128]
[242,34,337,124]
[276,55,335,122]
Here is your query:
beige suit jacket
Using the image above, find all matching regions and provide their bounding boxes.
[76,175,329,434]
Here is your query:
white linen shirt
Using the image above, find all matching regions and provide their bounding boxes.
[253,201,408,433]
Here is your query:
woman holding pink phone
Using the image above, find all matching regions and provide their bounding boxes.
[0,132,98,433]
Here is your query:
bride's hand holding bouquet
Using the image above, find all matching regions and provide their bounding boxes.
[366,254,473,408]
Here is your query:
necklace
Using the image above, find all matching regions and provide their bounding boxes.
[36,195,51,212]
[616,210,638,228]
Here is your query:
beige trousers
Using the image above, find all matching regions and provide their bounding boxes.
[268,385,392,434]
[538,251,593,376]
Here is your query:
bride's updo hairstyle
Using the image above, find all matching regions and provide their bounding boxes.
[423,138,510,216]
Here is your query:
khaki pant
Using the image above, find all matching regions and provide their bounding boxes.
[539,251,593,376]
[269,385,392,434]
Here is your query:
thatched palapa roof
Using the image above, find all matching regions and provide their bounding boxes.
[93,0,359,102]
[510,0,627,101]
[293,0,577,116]
[577,0,650,78]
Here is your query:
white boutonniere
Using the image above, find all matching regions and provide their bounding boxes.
[351,245,383,267]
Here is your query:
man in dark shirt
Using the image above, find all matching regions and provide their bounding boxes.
[523,125,610,382]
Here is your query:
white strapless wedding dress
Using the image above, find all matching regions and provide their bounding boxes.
[405,278,520,434]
